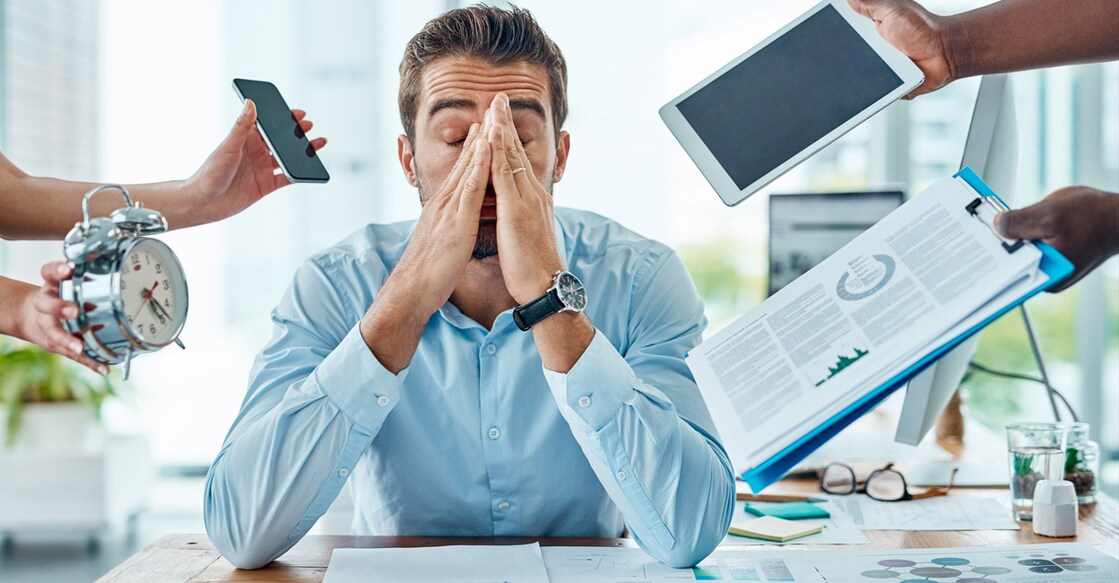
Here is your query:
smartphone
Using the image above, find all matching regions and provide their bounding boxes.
[232,78,330,183]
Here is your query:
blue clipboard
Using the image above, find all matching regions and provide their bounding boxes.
[741,167,1074,492]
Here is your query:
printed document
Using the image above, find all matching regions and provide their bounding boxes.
[322,543,549,583]
[687,176,1043,475]
[541,546,824,583]
[812,543,1118,583]
[827,495,1018,530]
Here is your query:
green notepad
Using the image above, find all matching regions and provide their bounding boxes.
[743,501,830,520]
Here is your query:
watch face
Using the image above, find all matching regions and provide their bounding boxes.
[118,239,188,346]
[556,272,587,312]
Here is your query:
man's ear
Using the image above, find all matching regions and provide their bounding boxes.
[552,130,571,183]
[398,134,419,187]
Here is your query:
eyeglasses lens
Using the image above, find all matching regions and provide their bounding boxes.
[821,464,855,494]
[867,469,906,501]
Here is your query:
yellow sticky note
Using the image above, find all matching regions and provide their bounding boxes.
[728,515,822,542]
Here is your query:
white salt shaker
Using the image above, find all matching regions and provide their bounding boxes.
[1033,479,1078,537]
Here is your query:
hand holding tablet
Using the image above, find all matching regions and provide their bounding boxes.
[660,0,923,206]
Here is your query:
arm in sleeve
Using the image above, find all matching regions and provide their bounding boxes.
[543,249,736,568]
[203,257,405,569]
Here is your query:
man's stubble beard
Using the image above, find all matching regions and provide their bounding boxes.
[416,163,555,262]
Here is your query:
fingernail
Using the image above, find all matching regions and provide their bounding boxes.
[99,366,109,375]
[57,264,70,275]
[70,341,83,354]
[239,100,252,120]
[497,95,507,112]
[476,139,485,153]
[63,306,78,319]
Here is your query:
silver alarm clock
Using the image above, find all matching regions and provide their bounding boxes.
[59,185,188,378]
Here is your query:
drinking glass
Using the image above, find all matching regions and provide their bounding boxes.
[1006,422,1068,521]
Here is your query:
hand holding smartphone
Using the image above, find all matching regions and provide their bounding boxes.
[233,78,330,183]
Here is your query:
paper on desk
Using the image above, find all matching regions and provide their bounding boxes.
[322,543,550,583]
[542,546,825,583]
[812,543,1119,583]
[828,495,1019,530]
[720,500,869,546]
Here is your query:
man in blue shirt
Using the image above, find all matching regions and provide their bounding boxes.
[204,5,735,570]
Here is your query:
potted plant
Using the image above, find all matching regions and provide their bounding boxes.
[0,338,116,448]
[1,338,153,542]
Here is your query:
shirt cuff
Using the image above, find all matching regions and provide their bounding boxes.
[543,329,636,432]
[312,325,408,432]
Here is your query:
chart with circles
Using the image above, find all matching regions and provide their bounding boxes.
[814,544,1118,583]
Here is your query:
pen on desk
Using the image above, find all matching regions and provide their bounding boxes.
[736,493,826,503]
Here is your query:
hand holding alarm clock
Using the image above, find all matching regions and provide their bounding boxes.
[59,185,188,379]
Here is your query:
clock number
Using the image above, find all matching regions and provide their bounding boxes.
[158,315,167,325]
[144,254,151,265]
[130,253,139,265]
[163,298,170,308]
[155,263,163,274]
[149,324,156,336]
[162,279,169,290]
[120,279,127,290]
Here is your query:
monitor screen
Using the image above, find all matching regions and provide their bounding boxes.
[768,191,905,295]
[676,5,904,191]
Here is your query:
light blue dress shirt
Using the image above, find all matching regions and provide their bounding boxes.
[204,208,736,569]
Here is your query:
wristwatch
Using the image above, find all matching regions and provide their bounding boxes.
[512,270,587,331]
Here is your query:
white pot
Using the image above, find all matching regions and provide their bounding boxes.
[1,401,104,452]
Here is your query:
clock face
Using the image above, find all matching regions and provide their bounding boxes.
[117,239,187,345]
[556,272,586,312]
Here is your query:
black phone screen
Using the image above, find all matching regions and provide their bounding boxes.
[233,78,329,183]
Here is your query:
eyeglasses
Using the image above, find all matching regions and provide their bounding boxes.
[820,462,957,502]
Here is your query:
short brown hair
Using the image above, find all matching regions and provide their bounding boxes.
[398,4,568,143]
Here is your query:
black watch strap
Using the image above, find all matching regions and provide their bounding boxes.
[513,288,564,331]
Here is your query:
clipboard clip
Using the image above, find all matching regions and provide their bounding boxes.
[966,196,1025,254]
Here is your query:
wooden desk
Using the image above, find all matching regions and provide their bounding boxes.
[98,489,1118,583]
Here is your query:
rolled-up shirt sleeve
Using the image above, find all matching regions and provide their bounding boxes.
[203,257,402,569]
[542,249,736,568]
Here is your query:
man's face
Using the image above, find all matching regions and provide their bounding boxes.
[398,56,570,260]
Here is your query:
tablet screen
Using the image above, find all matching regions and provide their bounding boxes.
[676,4,903,191]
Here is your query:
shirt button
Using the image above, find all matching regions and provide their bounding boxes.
[578,395,592,408]
[616,470,627,481]
[497,501,511,512]
[485,344,497,356]
[339,468,350,477]
[377,395,391,407]
[488,427,501,440]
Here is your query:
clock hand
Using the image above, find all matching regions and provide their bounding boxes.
[131,280,160,322]
[149,295,173,321]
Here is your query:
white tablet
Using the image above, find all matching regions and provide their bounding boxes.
[659,0,924,207]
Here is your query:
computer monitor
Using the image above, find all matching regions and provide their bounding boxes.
[768,191,905,296]
[895,74,1018,445]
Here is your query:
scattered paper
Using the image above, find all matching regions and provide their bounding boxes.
[541,546,824,583]
[720,501,869,546]
[322,543,550,583]
[812,543,1118,583]
[827,495,1019,530]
